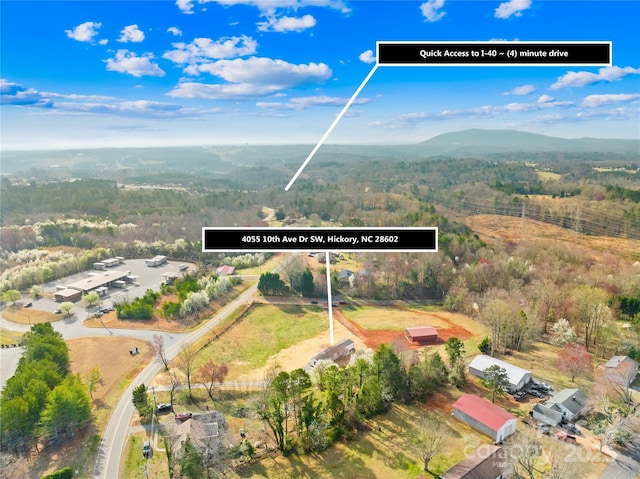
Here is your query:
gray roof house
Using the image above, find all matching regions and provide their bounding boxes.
[468,355,533,393]
[532,403,563,427]
[167,411,226,461]
[546,388,588,421]
[603,356,639,386]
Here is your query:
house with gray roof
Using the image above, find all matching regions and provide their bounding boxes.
[532,403,563,427]
[441,444,509,479]
[546,388,588,422]
[603,356,639,386]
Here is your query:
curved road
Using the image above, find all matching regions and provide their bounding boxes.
[92,254,293,479]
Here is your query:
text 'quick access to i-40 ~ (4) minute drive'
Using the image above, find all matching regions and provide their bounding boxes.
[376,41,611,66]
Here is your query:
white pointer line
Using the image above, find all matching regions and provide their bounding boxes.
[285,63,380,191]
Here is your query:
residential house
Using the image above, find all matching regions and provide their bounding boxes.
[603,356,639,386]
[546,388,588,422]
[532,403,563,427]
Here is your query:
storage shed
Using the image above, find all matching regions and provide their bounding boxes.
[404,326,439,344]
[452,394,517,443]
[308,339,355,368]
[54,288,82,303]
[468,355,533,393]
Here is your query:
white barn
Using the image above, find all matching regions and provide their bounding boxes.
[468,355,533,393]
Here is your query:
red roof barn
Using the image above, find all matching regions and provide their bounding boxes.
[404,326,438,344]
[452,394,517,443]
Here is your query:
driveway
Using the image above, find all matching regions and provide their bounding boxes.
[600,442,640,479]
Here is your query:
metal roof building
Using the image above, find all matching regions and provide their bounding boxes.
[452,394,517,443]
[64,270,129,295]
[468,355,533,393]
[441,444,509,479]
[404,326,439,344]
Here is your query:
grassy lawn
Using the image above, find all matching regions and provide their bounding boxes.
[2,306,61,324]
[341,304,452,331]
[122,432,168,479]
[0,328,24,346]
[229,402,489,479]
[171,303,329,380]
[498,340,596,392]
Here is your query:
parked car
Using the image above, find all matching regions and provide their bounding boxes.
[93,311,103,318]
[157,403,172,412]
[562,423,581,435]
[514,392,527,401]
[54,309,62,314]
[174,412,192,421]
[23,301,32,308]
[142,440,152,458]
[310,301,318,305]
[528,389,542,398]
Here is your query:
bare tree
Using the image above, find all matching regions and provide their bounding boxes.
[153,334,170,370]
[505,429,542,479]
[177,344,197,401]
[410,414,448,472]
[167,368,180,410]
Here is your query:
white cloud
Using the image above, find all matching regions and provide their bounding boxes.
[118,24,145,43]
[537,94,554,103]
[258,14,316,32]
[105,50,166,77]
[256,95,369,110]
[99,39,109,45]
[504,84,535,95]
[420,0,446,22]
[194,57,331,88]
[550,66,640,90]
[168,57,332,100]
[163,36,258,66]
[0,79,52,107]
[201,0,351,15]
[167,26,183,36]
[65,21,102,42]
[176,0,195,14]
[494,0,531,19]
[359,50,376,64]
[581,93,640,108]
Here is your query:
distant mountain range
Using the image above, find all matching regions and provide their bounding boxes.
[416,129,640,156]
[2,129,637,176]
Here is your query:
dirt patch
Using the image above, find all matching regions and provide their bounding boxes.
[67,336,154,402]
[334,307,475,351]
[2,305,61,324]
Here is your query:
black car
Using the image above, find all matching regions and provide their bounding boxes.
[142,440,152,458]
[157,403,172,412]
[24,302,32,308]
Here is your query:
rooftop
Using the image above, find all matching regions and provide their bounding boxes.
[441,445,507,479]
[469,355,532,386]
[547,388,587,416]
[453,394,517,432]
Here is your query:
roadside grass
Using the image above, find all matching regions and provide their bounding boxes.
[2,306,61,324]
[123,432,168,479]
[0,328,24,345]
[170,303,329,380]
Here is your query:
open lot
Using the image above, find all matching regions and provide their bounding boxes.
[335,302,486,351]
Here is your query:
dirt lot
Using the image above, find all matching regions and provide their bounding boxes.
[334,306,477,351]
[466,214,640,261]
[67,336,154,404]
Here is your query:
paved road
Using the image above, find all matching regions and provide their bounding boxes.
[600,442,640,479]
[91,280,260,479]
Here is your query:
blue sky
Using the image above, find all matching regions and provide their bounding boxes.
[1,0,639,149]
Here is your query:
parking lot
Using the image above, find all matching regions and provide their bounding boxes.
[37,259,196,317]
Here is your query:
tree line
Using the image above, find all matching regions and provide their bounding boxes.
[0,323,91,453]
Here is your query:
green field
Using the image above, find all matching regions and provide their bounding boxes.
[0,328,24,346]
[188,303,328,379]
